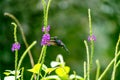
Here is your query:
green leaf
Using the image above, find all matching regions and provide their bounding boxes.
[55,66,70,77]
[3,72,10,76]
[28,63,41,74]
[4,70,20,76]
[45,68,56,74]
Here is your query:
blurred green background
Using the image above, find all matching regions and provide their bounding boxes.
[0,0,120,80]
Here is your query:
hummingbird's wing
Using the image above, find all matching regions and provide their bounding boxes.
[48,40,57,46]
[49,36,70,54]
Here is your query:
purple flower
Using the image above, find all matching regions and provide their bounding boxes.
[41,33,50,46]
[11,42,21,52]
[88,34,96,41]
[42,25,50,32]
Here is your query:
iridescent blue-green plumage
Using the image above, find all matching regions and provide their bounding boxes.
[49,36,70,53]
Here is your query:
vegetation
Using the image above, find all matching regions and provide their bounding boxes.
[0,0,120,80]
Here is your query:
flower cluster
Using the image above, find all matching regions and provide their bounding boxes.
[41,33,50,46]
[11,42,21,52]
[41,25,51,46]
[88,34,96,41]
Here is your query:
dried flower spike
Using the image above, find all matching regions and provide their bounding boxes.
[41,33,50,46]
[11,43,21,52]
[88,34,96,41]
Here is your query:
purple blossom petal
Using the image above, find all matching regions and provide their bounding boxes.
[11,43,21,52]
[42,25,50,32]
[88,34,96,41]
[41,33,50,46]
[46,25,50,32]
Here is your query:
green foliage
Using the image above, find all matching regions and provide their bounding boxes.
[0,0,120,80]
[27,54,84,80]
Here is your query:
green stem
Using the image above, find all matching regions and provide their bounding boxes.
[36,0,52,80]
[38,0,52,63]
[42,0,47,27]
[88,9,92,36]
[30,74,34,80]
[98,51,120,80]
[84,61,87,80]
[115,60,120,69]
[38,46,47,63]
[37,46,47,80]
[45,0,52,27]
[111,35,120,80]
[84,40,90,80]
[41,46,47,64]
[88,8,94,64]
[11,22,17,42]
[21,67,24,80]
[4,13,35,68]
[95,60,100,80]
[42,0,52,28]
[90,41,94,72]
[18,41,37,69]
[15,50,18,80]
[11,22,18,80]
[88,9,94,80]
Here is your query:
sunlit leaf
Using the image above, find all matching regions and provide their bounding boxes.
[55,66,70,77]
[28,63,41,74]
[3,72,10,76]
[45,68,56,74]
[3,70,20,76]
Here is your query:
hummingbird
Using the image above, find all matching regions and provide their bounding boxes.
[49,36,70,54]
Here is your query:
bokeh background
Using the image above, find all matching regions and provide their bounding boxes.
[0,0,120,80]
